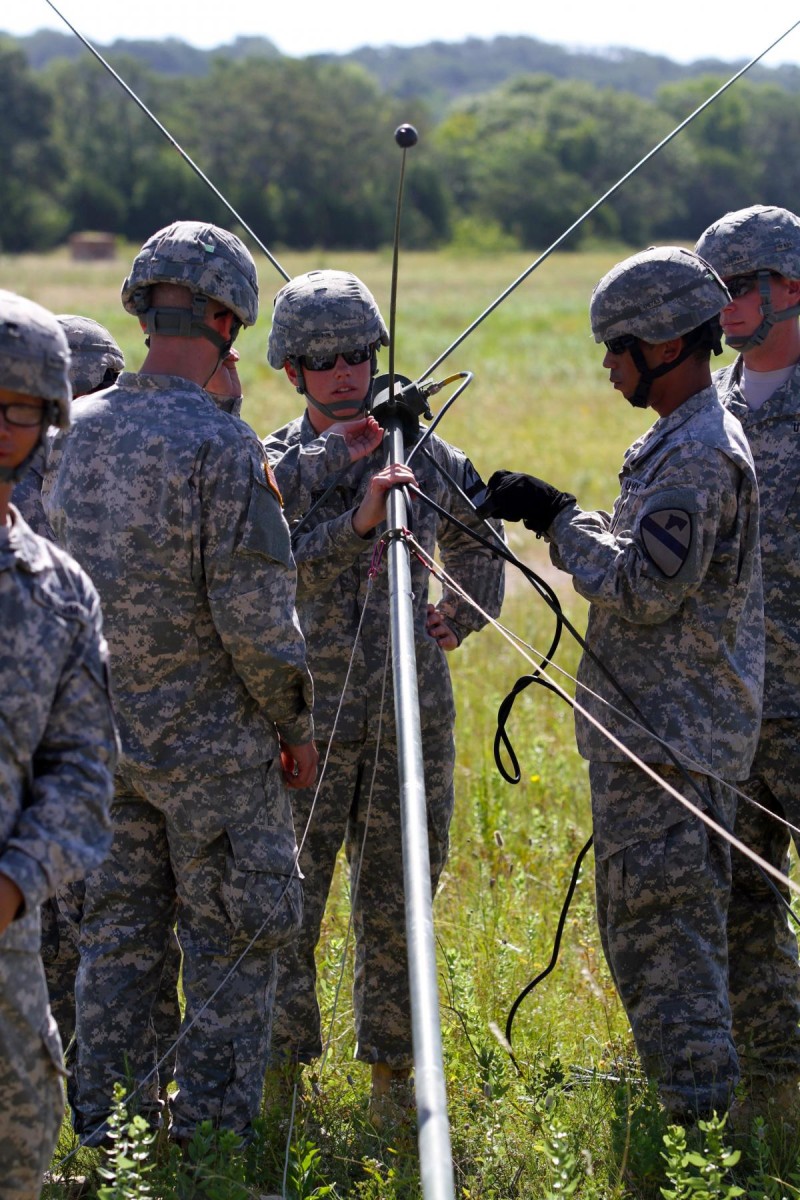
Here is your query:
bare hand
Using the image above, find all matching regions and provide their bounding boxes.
[426,603,460,652]
[206,348,242,401]
[0,873,23,935]
[328,416,384,464]
[280,739,319,790]
[352,463,417,537]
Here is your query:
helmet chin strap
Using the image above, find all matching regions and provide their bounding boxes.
[625,338,704,409]
[725,270,800,352]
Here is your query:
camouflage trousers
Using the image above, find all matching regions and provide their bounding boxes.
[0,951,64,1199]
[41,882,182,1101]
[590,761,738,1118]
[727,718,800,1083]
[270,727,455,1069]
[73,761,302,1143]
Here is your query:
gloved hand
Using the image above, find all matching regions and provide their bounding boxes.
[477,470,575,535]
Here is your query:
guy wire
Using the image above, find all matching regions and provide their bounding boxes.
[416,16,800,382]
[42,0,291,282]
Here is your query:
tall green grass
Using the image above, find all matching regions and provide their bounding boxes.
[5,247,786,1198]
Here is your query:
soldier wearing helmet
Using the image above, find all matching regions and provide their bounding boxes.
[10,310,183,1112]
[696,205,800,1128]
[264,269,505,1121]
[41,222,316,1147]
[14,314,124,538]
[0,290,116,1195]
[480,247,764,1121]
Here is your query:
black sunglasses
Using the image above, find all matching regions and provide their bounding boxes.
[724,273,762,300]
[603,334,638,356]
[724,271,783,300]
[299,345,373,372]
[0,401,46,428]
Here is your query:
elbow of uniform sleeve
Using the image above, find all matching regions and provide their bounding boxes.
[0,769,114,917]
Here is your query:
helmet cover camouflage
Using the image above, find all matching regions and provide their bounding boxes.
[590,247,729,345]
[57,315,124,397]
[695,205,800,280]
[0,290,71,429]
[121,221,259,327]
[268,270,389,369]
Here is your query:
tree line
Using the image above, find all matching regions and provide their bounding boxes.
[3,35,800,255]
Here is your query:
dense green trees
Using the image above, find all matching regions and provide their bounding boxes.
[2,33,800,254]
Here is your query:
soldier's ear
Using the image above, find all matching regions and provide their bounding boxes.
[285,362,299,388]
[659,337,683,364]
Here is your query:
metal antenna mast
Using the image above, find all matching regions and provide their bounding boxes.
[381,123,456,1200]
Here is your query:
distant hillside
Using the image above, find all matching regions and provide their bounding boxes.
[327,36,800,103]
[8,28,800,101]
[12,29,281,74]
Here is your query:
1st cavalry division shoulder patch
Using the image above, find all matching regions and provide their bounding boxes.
[640,508,692,577]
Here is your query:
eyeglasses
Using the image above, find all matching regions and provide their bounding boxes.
[0,402,46,428]
[603,334,638,356]
[298,345,373,372]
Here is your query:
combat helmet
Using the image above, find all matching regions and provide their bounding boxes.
[121,221,259,351]
[0,290,71,483]
[268,270,389,419]
[57,315,124,397]
[695,205,800,350]
[590,247,729,408]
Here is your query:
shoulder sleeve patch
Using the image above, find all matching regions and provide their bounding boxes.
[640,508,693,577]
[264,459,283,507]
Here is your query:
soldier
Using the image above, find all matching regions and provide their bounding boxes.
[695,205,800,1123]
[14,315,124,538]
[41,221,317,1146]
[13,315,125,1053]
[480,248,764,1120]
[0,290,116,1196]
[264,269,505,1119]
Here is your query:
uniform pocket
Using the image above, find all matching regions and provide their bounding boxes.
[221,825,303,949]
[616,819,712,918]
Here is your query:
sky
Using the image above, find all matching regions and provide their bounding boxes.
[4,0,800,67]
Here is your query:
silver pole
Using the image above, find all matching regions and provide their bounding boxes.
[384,414,455,1200]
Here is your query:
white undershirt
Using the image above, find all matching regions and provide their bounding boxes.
[740,363,794,410]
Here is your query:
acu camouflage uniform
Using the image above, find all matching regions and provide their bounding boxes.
[547,250,764,1118]
[12,316,132,1064]
[41,223,314,1143]
[14,315,124,541]
[264,415,505,1067]
[713,358,800,1082]
[0,292,117,1198]
[696,205,800,1087]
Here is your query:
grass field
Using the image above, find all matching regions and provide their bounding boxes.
[2,246,791,1198]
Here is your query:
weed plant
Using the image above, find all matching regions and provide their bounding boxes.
[5,248,792,1196]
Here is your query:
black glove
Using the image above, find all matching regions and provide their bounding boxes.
[477,470,575,535]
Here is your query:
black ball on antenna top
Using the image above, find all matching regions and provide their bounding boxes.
[395,123,418,148]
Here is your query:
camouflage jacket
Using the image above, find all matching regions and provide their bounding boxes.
[549,385,764,788]
[715,357,800,718]
[14,391,242,541]
[264,413,505,741]
[42,372,313,780]
[0,510,117,952]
